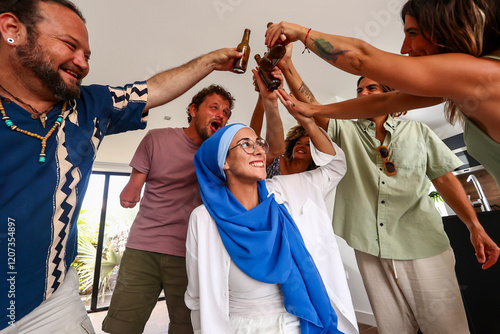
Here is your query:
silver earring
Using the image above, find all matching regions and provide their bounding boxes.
[7,38,14,44]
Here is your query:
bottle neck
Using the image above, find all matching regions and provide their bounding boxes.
[242,29,250,43]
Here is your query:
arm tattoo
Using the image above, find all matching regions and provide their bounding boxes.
[299,82,317,103]
[311,38,349,63]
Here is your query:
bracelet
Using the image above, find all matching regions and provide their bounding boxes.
[302,28,312,54]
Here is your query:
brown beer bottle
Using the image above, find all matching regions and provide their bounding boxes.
[255,54,281,91]
[233,29,251,74]
[260,23,286,72]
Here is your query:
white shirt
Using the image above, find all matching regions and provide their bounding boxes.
[185,140,359,334]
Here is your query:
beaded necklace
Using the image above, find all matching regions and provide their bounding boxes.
[1,98,67,163]
[0,84,52,128]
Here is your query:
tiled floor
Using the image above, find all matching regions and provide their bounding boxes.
[89,300,379,333]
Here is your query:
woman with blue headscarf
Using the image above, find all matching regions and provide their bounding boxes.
[184,75,358,334]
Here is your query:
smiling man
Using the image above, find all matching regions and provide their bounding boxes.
[102,85,235,334]
[0,0,242,333]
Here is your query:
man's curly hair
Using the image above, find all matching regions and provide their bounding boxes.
[186,84,235,123]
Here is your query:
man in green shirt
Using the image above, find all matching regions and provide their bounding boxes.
[274,47,499,333]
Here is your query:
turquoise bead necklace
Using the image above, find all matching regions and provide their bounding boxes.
[1,99,67,163]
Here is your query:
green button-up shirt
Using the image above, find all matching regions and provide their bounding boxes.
[328,116,462,260]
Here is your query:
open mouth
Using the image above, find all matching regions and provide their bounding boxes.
[62,67,82,81]
[210,121,221,132]
[250,161,265,167]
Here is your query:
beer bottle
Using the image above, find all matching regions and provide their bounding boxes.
[233,29,251,74]
[255,54,281,91]
[260,23,286,72]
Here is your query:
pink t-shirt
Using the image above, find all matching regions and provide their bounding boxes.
[126,128,201,256]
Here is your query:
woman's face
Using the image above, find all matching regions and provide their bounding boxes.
[400,15,440,56]
[292,136,311,161]
[224,128,267,183]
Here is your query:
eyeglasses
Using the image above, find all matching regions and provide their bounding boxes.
[229,138,269,154]
[377,145,397,176]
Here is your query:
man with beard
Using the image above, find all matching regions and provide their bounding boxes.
[102,85,234,334]
[0,1,241,333]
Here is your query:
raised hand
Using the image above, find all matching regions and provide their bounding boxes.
[265,22,307,48]
[209,48,243,72]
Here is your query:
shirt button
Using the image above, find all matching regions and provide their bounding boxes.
[381,200,386,204]
[380,223,384,226]
[382,181,385,185]
[379,168,383,171]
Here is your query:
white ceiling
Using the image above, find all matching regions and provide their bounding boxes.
[72,0,463,165]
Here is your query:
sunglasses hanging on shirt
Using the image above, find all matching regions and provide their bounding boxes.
[377,145,397,176]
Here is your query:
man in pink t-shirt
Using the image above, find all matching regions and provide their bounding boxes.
[102,85,235,334]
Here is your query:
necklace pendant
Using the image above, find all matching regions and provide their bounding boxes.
[40,114,46,128]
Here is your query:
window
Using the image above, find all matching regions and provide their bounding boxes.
[75,172,139,312]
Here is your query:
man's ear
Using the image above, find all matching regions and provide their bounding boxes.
[188,104,197,119]
[0,12,23,46]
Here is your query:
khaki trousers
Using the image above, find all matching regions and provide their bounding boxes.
[102,248,192,334]
[355,248,469,334]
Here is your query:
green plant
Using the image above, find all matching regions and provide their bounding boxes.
[73,200,138,302]
[74,236,121,295]
[72,209,124,299]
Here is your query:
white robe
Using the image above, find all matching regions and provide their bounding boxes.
[185,140,359,334]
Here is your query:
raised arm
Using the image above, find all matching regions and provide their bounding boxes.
[278,44,320,105]
[120,168,147,208]
[265,22,499,102]
[277,43,328,130]
[249,94,264,137]
[277,88,443,120]
[276,90,336,157]
[145,48,242,111]
[252,68,286,165]
[432,172,500,269]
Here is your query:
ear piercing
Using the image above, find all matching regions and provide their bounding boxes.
[7,38,14,44]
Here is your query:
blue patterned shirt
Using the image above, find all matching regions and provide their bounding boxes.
[0,82,148,329]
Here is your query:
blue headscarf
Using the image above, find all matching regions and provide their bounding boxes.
[195,123,342,334]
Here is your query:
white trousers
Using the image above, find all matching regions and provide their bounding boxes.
[229,312,300,334]
[1,267,95,334]
[355,248,469,334]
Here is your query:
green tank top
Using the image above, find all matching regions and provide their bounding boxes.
[462,53,500,186]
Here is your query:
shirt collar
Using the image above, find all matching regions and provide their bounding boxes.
[358,115,398,133]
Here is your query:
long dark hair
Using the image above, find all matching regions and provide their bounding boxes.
[401,0,499,56]
[401,0,500,125]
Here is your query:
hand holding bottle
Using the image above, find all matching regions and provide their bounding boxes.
[265,22,309,48]
[205,48,244,72]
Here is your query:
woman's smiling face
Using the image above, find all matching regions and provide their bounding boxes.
[400,15,440,57]
[224,128,268,183]
[292,136,311,161]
